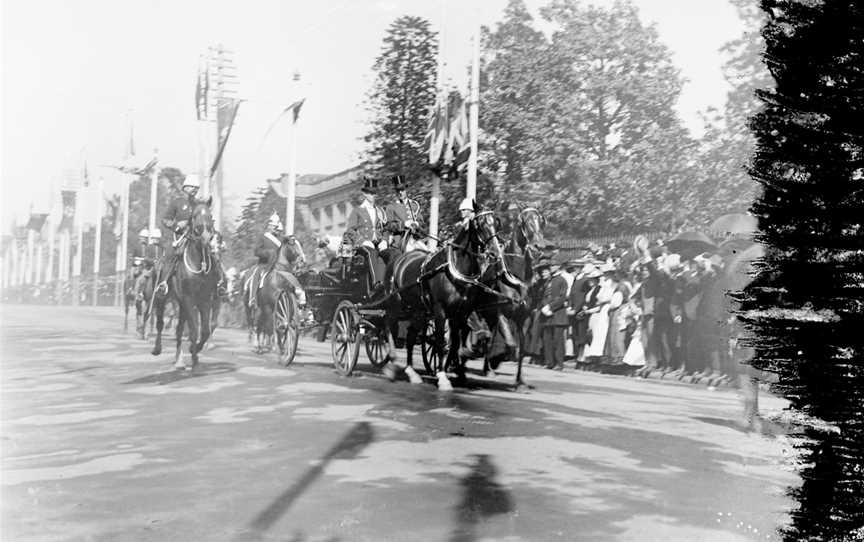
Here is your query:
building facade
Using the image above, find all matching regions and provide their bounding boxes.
[268,164,365,239]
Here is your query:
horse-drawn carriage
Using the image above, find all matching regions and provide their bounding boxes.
[282,204,547,390]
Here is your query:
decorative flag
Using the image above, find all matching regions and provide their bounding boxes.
[196,58,210,121]
[425,91,471,177]
[59,190,77,231]
[26,213,49,232]
[210,99,242,179]
[287,99,305,123]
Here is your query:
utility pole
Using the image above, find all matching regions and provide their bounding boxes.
[207,44,238,231]
[285,71,302,235]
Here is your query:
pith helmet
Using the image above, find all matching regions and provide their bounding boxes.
[458,197,474,212]
[182,174,201,189]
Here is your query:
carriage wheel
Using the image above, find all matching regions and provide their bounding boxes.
[364,329,390,368]
[274,290,299,366]
[331,301,360,376]
[421,319,450,375]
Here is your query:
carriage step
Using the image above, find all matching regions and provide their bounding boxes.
[358,309,386,317]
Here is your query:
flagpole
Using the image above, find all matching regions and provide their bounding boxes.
[466,27,480,201]
[47,192,56,286]
[26,228,35,284]
[148,149,159,246]
[286,73,302,236]
[92,178,103,306]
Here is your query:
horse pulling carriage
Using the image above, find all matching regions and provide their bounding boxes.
[285,203,547,391]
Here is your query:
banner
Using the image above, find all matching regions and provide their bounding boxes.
[196,58,210,121]
[59,190,76,231]
[425,91,470,177]
[210,99,242,179]
[26,213,49,232]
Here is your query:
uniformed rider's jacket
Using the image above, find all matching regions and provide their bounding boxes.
[162,195,196,232]
[254,231,282,265]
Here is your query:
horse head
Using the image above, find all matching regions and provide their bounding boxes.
[191,197,215,245]
[516,207,546,260]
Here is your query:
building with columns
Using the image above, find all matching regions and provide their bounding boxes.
[268,164,365,239]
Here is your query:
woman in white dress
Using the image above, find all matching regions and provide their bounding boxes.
[583,265,616,361]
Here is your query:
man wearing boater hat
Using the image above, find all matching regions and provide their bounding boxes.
[345,176,388,292]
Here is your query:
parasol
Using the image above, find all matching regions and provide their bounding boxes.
[665,231,717,259]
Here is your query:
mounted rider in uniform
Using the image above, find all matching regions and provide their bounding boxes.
[345,176,388,295]
[155,174,201,293]
[247,212,283,309]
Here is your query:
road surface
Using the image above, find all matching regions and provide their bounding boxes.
[1,304,799,541]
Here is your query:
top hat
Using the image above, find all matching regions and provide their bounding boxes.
[391,175,406,191]
[361,176,379,195]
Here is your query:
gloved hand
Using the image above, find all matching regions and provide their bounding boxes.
[541,305,553,317]
[175,220,188,230]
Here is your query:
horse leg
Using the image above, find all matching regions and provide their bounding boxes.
[124,298,129,332]
[437,316,458,392]
[150,292,165,356]
[174,303,189,370]
[190,307,207,370]
[403,322,422,384]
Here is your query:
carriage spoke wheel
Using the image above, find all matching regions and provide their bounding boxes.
[274,290,299,366]
[421,319,450,375]
[365,329,390,368]
[331,301,360,376]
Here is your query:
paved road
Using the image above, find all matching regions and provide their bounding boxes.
[1,304,799,541]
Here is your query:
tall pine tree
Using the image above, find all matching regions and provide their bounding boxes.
[364,15,438,201]
[743,0,864,539]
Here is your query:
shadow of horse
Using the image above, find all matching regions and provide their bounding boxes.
[121,361,237,386]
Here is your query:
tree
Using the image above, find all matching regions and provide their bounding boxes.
[364,15,439,201]
[742,1,864,540]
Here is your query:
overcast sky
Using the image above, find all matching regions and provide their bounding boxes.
[1,0,746,230]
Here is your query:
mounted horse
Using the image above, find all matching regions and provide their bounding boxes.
[477,206,548,388]
[252,235,306,356]
[383,203,510,390]
[149,199,220,370]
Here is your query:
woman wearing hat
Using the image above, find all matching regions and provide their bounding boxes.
[582,263,615,363]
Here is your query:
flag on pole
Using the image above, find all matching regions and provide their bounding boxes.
[196,58,210,121]
[210,99,242,179]
[59,190,77,231]
[26,213,49,232]
[287,99,305,123]
[425,91,471,177]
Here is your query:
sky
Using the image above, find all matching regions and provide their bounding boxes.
[0,0,746,231]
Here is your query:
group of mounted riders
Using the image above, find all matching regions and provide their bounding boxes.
[125,170,548,388]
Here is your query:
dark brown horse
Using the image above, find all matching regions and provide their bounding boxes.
[385,206,508,390]
[149,200,220,370]
[478,206,548,388]
[253,236,305,355]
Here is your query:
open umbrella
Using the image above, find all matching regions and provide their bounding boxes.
[710,213,758,235]
[666,231,717,259]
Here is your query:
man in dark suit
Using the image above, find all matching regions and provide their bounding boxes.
[539,263,570,370]
[384,175,424,252]
[565,259,589,361]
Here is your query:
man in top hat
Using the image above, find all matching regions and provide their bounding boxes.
[539,261,571,370]
[385,175,425,252]
[345,176,388,291]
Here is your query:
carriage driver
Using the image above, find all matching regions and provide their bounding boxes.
[154,174,201,292]
[385,175,427,252]
[345,176,388,293]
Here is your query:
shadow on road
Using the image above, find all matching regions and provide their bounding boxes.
[235,421,375,541]
[449,454,514,542]
[120,361,237,386]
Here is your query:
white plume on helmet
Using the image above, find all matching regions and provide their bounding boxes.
[458,197,474,212]
[182,174,201,189]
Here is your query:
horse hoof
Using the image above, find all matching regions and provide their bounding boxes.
[437,373,453,392]
[173,361,186,370]
[151,347,161,356]
[382,362,397,382]
[405,366,423,385]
